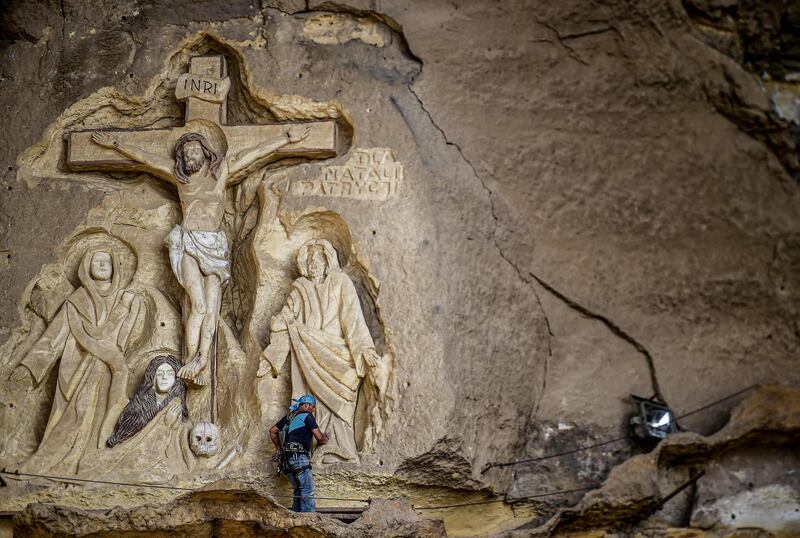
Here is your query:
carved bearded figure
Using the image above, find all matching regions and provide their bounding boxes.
[9,249,140,475]
[259,239,385,463]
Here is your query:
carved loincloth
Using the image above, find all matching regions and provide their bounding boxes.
[166,225,230,286]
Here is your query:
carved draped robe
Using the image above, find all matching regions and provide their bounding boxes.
[20,253,139,475]
[270,270,376,462]
[79,397,195,483]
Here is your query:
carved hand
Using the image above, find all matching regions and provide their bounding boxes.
[121,290,136,307]
[258,340,288,378]
[166,399,182,425]
[362,349,380,369]
[256,359,271,378]
[9,364,32,384]
[287,126,310,143]
[91,131,118,149]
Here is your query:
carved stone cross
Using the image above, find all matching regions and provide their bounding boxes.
[65,55,339,426]
[68,56,337,177]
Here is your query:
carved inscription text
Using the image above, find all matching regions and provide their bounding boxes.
[175,74,231,104]
[291,148,403,201]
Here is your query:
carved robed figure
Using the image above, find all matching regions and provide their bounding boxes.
[9,249,140,474]
[258,239,389,462]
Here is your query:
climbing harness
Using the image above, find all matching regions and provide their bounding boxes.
[277,411,313,476]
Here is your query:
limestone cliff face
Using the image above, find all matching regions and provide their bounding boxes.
[0,1,798,536]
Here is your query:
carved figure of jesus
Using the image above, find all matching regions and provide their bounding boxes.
[91,121,310,385]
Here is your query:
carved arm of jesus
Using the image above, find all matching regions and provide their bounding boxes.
[91,132,177,184]
[226,125,311,186]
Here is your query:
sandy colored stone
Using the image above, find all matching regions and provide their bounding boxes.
[10,479,446,537]
[692,484,800,533]
[0,1,799,536]
[303,13,392,47]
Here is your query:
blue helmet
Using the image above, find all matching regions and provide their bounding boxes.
[293,394,317,406]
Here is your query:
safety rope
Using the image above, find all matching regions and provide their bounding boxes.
[0,469,601,510]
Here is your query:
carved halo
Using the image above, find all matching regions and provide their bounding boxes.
[297,238,340,278]
[61,229,138,290]
[169,119,228,158]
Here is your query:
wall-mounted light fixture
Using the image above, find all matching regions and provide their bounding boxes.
[629,394,677,441]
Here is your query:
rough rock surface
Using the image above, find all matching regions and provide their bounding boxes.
[11,479,447,537]
[0,0,799,536]
[8,386,798,537]
[497,385,800,536]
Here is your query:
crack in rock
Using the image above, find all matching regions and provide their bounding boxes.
[405,79,556,421]
[404,81,508,282]
[405,84,483,185]
[531,289,553,419]
[529,271,667,406]
[58,0,67,46]
[266,0,583,426]
[535,19,590,66]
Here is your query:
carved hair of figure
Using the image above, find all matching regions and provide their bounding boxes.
[174,132,222,184]
[106,354,188,447]
[296,239,340,278]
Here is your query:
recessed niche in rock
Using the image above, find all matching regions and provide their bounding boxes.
[0,31,405,499]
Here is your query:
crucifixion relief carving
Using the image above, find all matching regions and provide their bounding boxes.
[0,46,399,483]
[65,55,339,426]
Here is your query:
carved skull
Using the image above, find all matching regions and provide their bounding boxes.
[190,422,221,457]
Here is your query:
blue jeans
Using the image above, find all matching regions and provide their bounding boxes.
[287,453,315,512]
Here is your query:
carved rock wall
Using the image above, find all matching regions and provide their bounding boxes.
[0,0,798,536]
[10,480,448,537]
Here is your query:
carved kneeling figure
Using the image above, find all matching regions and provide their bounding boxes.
[80,355,196,483]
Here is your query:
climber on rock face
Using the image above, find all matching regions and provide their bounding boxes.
[270,394,328,512]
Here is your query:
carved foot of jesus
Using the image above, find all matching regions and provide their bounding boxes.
[178,354,209,386]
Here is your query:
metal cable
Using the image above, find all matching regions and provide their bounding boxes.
[414,485,600,510]
[0,469,601,510]
[481,384,756,472]
[0,385,757,511]
[0,470,368,502]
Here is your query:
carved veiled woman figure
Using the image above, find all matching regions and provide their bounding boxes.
[81,355,196,482]
[10,248,140,475]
